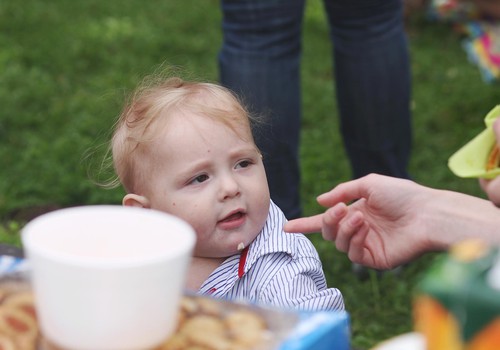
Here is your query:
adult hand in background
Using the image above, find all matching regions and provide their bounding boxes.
[284,174,432,270]
[479,117,500,206]
[285,174,500,270]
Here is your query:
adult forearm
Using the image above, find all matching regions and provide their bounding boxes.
[424,188,500,251]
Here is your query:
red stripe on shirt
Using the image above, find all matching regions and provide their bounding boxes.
[238,246,249,278]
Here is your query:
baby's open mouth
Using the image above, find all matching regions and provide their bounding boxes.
[222,211,244,222]
[217,210,247,230]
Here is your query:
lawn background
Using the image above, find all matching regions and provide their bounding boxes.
[1,1,499,349]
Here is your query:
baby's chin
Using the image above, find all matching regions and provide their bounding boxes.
[220,241,248,256]
[195,230,261,257]
[221,241,249,257]
[217,230,260,253]
[193,244,248,259]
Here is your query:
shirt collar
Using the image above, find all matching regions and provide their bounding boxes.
[240,200,297,276]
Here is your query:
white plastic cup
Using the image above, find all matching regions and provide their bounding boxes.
[21,205,195,350]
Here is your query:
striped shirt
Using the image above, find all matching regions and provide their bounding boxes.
[198,201,345,312]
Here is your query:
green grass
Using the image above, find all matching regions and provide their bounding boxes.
[1,1,498,349]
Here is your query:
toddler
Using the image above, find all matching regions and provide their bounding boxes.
[110,75,344,311]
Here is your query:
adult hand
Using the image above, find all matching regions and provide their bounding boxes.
[284,174,432,270]
[479,117,500,206]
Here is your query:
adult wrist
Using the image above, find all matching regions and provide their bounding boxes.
[425,188,500,251]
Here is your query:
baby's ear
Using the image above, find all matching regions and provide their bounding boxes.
[123,194,151,208]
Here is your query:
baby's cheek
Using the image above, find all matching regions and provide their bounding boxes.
[188,223,210,244]
[163,201,196,222]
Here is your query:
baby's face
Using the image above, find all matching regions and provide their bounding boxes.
[145,111,270,258]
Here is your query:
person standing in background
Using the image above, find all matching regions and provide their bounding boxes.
[218,0,413,220]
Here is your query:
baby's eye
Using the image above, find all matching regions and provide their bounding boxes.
[190,174,209,184]
[235,160,252,169]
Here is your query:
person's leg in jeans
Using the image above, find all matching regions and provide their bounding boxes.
[324,0,412,277]
[219,0,305,219]
[324,0,412,180]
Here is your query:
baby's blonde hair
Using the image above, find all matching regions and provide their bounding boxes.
[110,75,256,194]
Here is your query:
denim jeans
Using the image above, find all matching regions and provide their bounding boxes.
[219,0,412,219]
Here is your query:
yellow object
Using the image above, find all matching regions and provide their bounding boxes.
[414,295,463,350]
[448,105,500,179]
[450,239,489,262]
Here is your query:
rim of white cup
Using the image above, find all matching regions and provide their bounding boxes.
[21,205,196,268]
